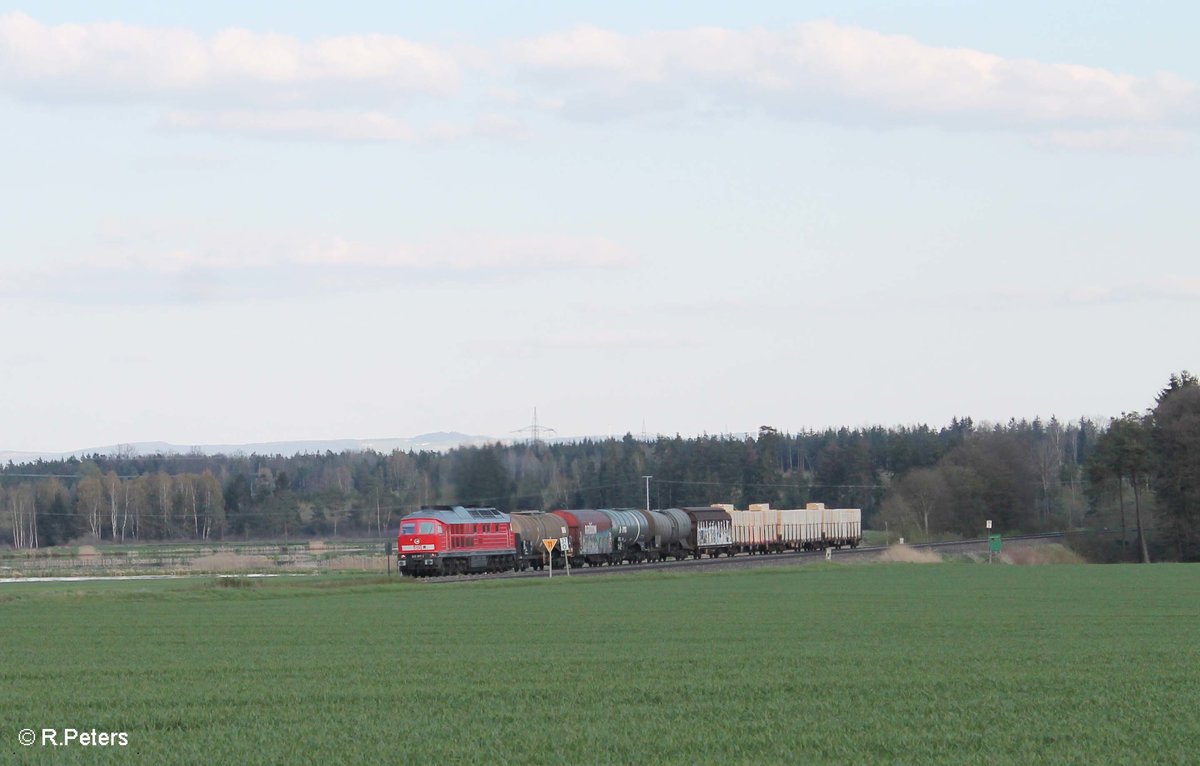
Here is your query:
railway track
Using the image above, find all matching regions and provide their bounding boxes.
[423,532,1067,583]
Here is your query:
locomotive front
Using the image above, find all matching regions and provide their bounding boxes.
[397,514,448,574]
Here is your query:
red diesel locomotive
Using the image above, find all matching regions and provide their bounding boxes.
[396,505,517,575]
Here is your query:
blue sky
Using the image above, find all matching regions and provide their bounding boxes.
[1,3,1196,452]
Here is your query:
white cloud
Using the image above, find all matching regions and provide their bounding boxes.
[159,108,530,144]
[0,229,634,303]
[160,109,416,142]
[511,22,1200,130]
[3,13,1197,146]
[0,11,459,104]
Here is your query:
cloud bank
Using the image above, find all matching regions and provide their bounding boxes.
[2,12,1196,145]
[512,23,1198,130]
[0,11,458,104]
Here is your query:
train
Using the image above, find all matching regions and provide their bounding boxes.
[396,502,861,576]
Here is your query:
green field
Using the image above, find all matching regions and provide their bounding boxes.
[2,564,1198,764]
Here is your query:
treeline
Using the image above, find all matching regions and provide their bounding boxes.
[880,372,1199,561]
[3,373,1198,560]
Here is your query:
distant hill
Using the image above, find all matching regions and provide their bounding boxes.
[0,432,495,465]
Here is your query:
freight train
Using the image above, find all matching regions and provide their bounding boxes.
[396,503,861,576]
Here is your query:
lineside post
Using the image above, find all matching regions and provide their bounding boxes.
[989,533,1003,564]
[543,538,557,579]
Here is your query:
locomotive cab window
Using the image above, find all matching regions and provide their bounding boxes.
[401,522,416,535]
[419,522,438,535]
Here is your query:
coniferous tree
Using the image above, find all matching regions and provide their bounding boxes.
[1151,371,1200,560]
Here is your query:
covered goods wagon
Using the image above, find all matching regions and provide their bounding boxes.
[681,507,734,557]
[552,509,614,565]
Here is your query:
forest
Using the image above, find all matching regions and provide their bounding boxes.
[3,373,1198,561]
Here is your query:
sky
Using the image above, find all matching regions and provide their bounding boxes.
[1,2,1197,452]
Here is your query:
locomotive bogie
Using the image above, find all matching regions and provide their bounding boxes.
[400,551,518,576]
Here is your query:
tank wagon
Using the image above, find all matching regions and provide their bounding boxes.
[602,508,654,562]
[396,502,861,576]
[509,512,569,570]
[647,508,691,560]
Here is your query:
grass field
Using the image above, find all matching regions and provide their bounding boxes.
[2,563,1198,764]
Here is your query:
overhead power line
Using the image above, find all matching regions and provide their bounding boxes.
[511,407,556,445]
